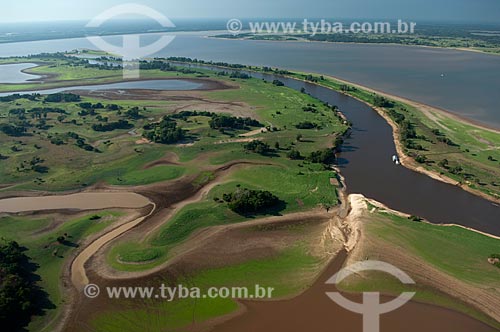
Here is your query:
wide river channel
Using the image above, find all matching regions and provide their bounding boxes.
[0,71,497,235]
[0,34,498,331]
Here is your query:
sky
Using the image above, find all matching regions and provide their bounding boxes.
[2,0,500,23]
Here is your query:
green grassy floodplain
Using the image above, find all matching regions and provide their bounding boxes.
[92,245,323,332]
[2,54,498,331]
[0,211,124,331]
[109,164,338,270]
[339,208,500,329]
[0,56,347,331]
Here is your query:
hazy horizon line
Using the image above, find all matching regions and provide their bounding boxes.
[1,17,500,26]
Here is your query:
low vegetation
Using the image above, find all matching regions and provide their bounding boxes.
[339,205,500,329]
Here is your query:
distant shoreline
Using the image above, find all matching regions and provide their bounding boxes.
[1,28,500,57]
[208,34,500,57]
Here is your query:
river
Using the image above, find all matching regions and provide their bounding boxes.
[0,79,207,96]
[0,62,42,83]
[0,72,498,233]
[0,35,499,331]
[1,32,500,128]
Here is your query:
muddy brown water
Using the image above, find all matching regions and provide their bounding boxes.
[0,192,150,213]
[212,251,496,332]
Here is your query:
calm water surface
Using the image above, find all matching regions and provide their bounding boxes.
[0,79,205,96]
[0,62,42,83]
[1,32,500,127]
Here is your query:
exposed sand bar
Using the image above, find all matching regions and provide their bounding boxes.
[0,192,151,213]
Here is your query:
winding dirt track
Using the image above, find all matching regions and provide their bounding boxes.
[69,160,277,290]
[70,202,156,290]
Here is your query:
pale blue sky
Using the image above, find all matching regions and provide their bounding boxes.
[3,0,500,23]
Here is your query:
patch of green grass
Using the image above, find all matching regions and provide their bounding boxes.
[110,164,337,271]
[117,246,163,263]
[107,165,186,186]
[92,245,321,332]
[370,212,500,285]
[0,211,123,331]
[339,210,500,329]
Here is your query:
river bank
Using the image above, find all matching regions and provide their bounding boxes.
[280,69,500,204]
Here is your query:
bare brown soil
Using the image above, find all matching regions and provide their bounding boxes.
[63,205,343,332]
[60,185,499,332]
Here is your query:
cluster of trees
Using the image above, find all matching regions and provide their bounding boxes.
[169,110,213,120]
[222,188,281,214]
[139,60,199,74]
[229,71,251,79]
[373,96,394,108]
[92,119,132,132]
[124,107,143,119]
[143,117,186,144]
[386,109,418,143]
[436,135,457,146]
[243,140,271,155]
[415,155,427,164]
[44,93,80,103]
[404,140,424,151]
[261,66,291,75]
[437,159,467,175]
[272,79,285,86]
[17,156,48,173]
[431,129,457,146]
[1,107,70,136]
[143,111,262,144]
[51,132,99,152]
[287,149,303,160]
[0,93,40,102]
[165,57,248,69]
[302,104,318,113]
[75,138,97,152]
[79,102,104,109]
[307,148,336,165]
[0,241,43,330]
[0,123,28,137]
[400,120,417,140]
[209,114,262,130]
[304,74,323,83]
[340,85,357,92]
[295,121,319,129]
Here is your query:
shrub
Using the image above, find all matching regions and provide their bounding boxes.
[223,188,281,214]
